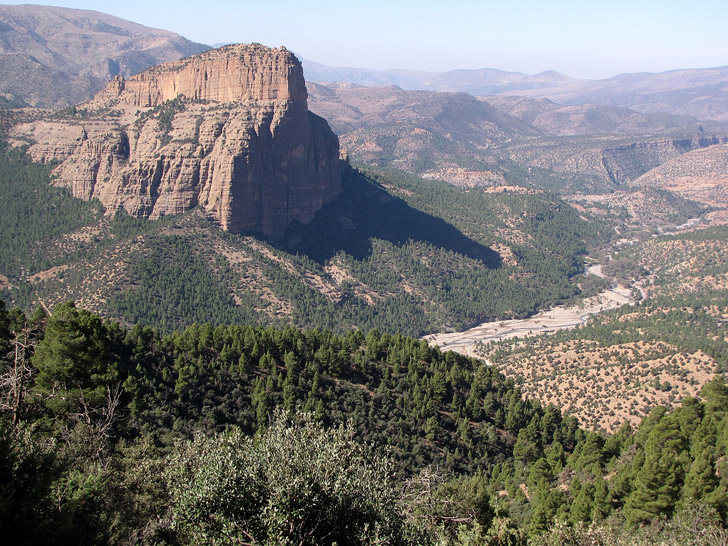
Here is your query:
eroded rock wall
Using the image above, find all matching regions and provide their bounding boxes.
[11,44,341,239]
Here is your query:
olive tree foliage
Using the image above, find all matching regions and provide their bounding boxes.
[0,423,111,546]
[164,411,427,546]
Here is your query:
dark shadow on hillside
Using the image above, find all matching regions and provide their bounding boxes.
[278,165,502,267]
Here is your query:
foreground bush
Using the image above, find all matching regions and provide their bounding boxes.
[165,411,427,546]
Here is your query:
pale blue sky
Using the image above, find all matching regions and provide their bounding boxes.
[3,1,727,78]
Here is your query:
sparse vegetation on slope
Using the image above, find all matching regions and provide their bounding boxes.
[0,143,101,278]
[478,227,728,431]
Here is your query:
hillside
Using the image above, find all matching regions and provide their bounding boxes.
[508,66,728,123]
[1,6,727,546]
[477,226,728,432]
[496,132,728,192]
[1,299,727,545]
[307,81,536,184]
[566,187,710,235]
[307,82,728,195]
[632,143,728,213]
[566,143,728,231]
[307,82,537,137]
[0,143,607,337]
[485,95,714,136]
[0,4,209,108]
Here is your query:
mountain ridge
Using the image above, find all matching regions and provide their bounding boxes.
[303,59,728,123]
[307,81,728,192]
[0,4,209,108]
[2,5,726,126]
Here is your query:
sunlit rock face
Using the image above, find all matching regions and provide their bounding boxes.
[12,44,341,238]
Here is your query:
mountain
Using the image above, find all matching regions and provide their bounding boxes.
[307,81,538,185]
[302,58,575,95]
[0,145,607,337]
[2,4,727,125]
[507,66,728,123]
[484,95,719,137]
[631,143,728,212]
[8,44,341,239]
[307,82,536,137]
[307,81,728,192]
[304,58,728,123]
[301,58,437,88]
[0,4,209,108]
[498,132,728,191]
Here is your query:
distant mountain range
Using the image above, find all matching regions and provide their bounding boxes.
[302,59,728,123]
[0,4,209,108]
[301,58,574,95]
[507,67,728,123]
[307,81,727,190]
[2,4,727,126]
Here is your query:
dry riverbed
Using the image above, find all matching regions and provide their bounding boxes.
[425,265,634,356]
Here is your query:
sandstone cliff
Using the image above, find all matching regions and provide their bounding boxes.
[11,44,341,239]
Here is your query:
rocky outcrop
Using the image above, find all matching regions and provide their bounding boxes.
[11,44,341,239]
[93,44,305,108]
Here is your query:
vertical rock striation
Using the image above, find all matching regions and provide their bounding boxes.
[12,44,341,238]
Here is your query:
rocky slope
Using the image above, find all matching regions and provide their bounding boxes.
[307,81,728,191]
[10,44,341,239]
[307,82,536,137]
[495,133,728,189]
[306,81,537,184]
[631,143,728,210]
[0,4,209,108]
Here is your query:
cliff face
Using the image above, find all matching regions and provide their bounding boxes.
[11,44,341,238]
[602,135,728,185]
[93,44,305,107]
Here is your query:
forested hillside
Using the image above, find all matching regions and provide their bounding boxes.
[0,145,609,337]
[1,301,727,545]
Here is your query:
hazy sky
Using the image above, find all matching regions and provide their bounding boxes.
[3,1,727,78]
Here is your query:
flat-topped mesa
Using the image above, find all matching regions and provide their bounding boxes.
[13,44,341,239]
[93,44,307,108]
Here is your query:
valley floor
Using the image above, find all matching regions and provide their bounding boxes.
[426,264,634,356]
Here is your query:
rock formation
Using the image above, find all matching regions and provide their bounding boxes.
[11,44,341,239]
